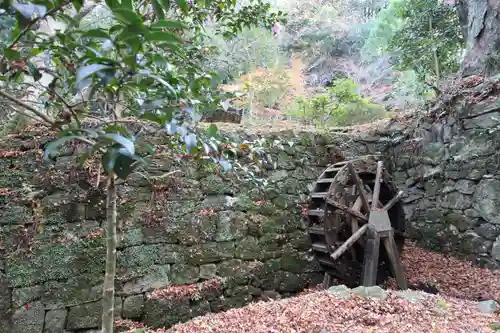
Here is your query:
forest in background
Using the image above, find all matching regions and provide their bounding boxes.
[0,0,464,132]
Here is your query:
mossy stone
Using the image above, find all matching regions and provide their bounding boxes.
[122,294,145,319]
[185,242,235,265]
[66,301,101,330]
[170,264,200,284]
[117,244,184,268]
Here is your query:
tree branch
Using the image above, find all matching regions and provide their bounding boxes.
[0,90,55,125]
[7,0,71,50]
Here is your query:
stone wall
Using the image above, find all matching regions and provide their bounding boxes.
[380,76,500,269]
[0,126,352,332]
[1,75,500,331]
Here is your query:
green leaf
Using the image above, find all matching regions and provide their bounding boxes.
[76,64,114,87]
[151,0,165,20]
[175,0,189,13]
[207,124,218,137]
[83,29,110,39]
[12,3,46,19]
[105,0,120,10]
[72,0,83,11]
[3,49,21,60]
[102,148,119,174]
[44,135,82,161]
[121,0,133,10]
[159,0,170,10]
[111,8,142,26]
[146,31,182,43]
[147,74,177,96]
[27,62,42,81]
[102,133,135,155]
[114,153,136,179]
[104,124,130,136]
[138,142,155,154]
[185,133,197,153]
[151,20,187,30]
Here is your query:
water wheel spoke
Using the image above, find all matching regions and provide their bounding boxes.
[325,198,368,222]
[330,223,369,260]
[383,190,404,211]
[346,162,370,212]
[371,161,384,210]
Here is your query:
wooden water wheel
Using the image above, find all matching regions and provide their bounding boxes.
[307,155,407,289]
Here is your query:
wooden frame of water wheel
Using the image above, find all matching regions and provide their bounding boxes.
[307,155,408,290]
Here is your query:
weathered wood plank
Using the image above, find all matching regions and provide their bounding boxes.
[371,161,384,210]
[326,198,368,222]
[383,232,408,290]
[383,190,404,211]
[346,162,371,212]
[361,229,380,287]
[330,223,369,260]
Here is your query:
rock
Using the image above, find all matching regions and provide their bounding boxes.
[42,275,103,309]
[11,301,44,333]
[492,238,500,261]
[214,211,248,241]
[199,264,217,280]
[44,309,68,333]
[393,290,426,302]
[143,297,191,328]
[210,294,253,312]
[12,285,43,308]
[170,264,199,284]
[119,265,171,295]
[66,302,101,330]
[280,251,309,274]
[185,242,235,265]
[473,179,500,224]
[352,286,387,301]
[475,223,500,240]
[122,294,144,319]
[117,244,184,268]
[217,259,251,286]
[446,213,477,231]
[477,300,498,313]
[259,290,281,301]
[327,285,351,299]
[439,192,471,210]
[455,179,476,194]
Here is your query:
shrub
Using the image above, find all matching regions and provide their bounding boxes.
[285,78,387,127]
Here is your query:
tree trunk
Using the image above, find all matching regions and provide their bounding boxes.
[457,0,500,76]
[102,173,117,333]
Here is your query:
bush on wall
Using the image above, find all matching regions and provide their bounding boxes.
[285,78,387,127]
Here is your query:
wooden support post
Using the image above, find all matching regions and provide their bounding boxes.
[382,232,408,290]
[330,223,368,260]
[371,161,383,210]
[361,227,380,287]
[322,272,332,289]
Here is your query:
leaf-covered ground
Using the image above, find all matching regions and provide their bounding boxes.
[119,242,500,333]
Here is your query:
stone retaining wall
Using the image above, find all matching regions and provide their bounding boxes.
[0,127,351,332]
[1,75,500,331]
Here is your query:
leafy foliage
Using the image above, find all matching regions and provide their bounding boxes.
[0,0,285,331]
[365,0,463,81]
[203,25,286,83]
[1,0,285,175]
[285,78,386,127]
